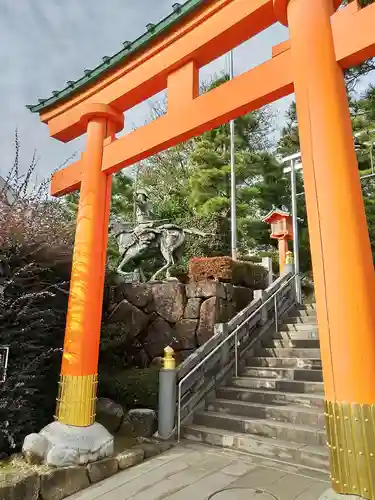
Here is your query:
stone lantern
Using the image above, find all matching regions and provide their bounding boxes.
[263,206,293,274]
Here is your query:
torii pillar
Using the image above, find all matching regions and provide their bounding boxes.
[37,104,124,464]
[56,104,123,426]
[274,1,375,498]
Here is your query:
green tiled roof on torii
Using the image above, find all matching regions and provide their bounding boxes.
[26,0,206,114]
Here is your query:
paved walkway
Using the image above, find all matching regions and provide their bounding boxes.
[68,442,330,500]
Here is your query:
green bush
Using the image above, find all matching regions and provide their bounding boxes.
[233,260,268,289]
[0,244,71,453]
[167,264,189,283]
[239,255,262,264]
[98,368,159,411]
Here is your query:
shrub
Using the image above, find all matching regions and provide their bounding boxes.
[239,255,262,264]
[0,150,75,452]
[0,243,71,452]
[189,256,267,289]
[98,368,159,411]
[167,264,189,283]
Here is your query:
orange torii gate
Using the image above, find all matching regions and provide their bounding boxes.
[28,0,375,496]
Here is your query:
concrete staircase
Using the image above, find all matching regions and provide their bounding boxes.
[183,304,329,472]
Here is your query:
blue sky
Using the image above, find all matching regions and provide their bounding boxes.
[0,0,373,182]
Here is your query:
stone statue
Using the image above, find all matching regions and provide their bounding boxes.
[110,190,207,282]
[135,189,154,224]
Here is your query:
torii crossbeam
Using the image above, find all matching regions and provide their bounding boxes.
[28,1,375,496]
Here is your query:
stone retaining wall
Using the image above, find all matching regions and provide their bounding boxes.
[0,440,171,500]
[176,273,295,426]
[109,280,257,364]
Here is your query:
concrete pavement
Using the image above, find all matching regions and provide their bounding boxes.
[67,441,330,500]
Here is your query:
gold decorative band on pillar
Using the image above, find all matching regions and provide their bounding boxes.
[56,374,98,426]
[325,400,375,500]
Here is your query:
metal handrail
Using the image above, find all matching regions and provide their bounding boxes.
[177,272,298,441]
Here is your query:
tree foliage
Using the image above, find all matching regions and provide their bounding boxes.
[277,77,375,266]
[276,102,299,157]
[138,76,288,262]
[342,0,375,90]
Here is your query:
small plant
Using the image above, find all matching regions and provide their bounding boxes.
[166,264,189,283]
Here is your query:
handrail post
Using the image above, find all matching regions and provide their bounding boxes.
[274,294,279,333]
[177,383,182,442]
[235,331,238,377]
[254,289,268,325]
[158,346,177,440]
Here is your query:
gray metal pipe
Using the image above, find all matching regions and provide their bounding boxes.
[158,366,176,439]
[229,50,237,260]
[290,160,302,303]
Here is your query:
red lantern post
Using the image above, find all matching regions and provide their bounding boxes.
[263,207,293,275]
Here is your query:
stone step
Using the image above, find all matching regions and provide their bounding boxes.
[241,366,323,382]
[298,304,316,311]
[271,330,319,341]
[217,386,325,409]
[193,411,327,446]
[288,306,317,317]
[246,357,322,370]
[292,314,317,322]
[256,348,322,359]
[206,399,325,428]
[231,376,324,394]
[262,339,320,349]
[182,425,329,471]
[285,315,318,324]
[280,323,319,332]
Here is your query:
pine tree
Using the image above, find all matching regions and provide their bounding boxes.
[187,76,287,255]
[64,172,134,268]
[65,171,134,221]
[277,81,375,266]
[276,102,299,157]
[137,142,194,221]
[351,85,375,173]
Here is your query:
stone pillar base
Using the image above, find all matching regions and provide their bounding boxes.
[22,421,114,467]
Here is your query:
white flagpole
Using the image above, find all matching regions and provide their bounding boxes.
[229,50,237,260]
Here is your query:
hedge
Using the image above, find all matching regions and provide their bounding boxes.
[189,256,267,289]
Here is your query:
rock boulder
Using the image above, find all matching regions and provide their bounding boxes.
[186,281,226,299]
[0,470,39,500]
[151,282,186,323]
[95,398,124,433]
[39,467,89,500]
[183,298,202,319]
[87,457,118,483]
[175,319,198,349]
[142,317,180,359]
[116,283,153,308]
[119,409,157,438]
[116,448,144,470]
[196,296,224,345]
[108,299,148,338]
